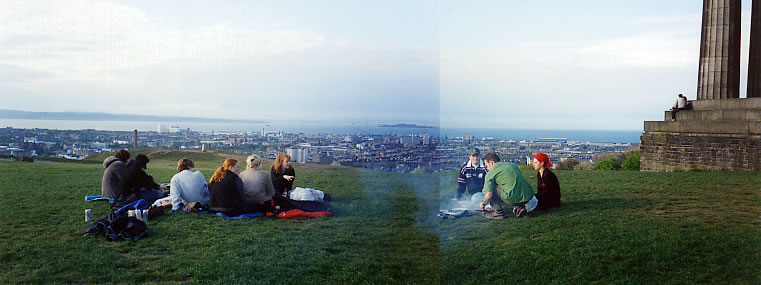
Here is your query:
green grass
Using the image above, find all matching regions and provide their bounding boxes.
[440,169,761,284]
[36,157,102,164]
[0,151,439,284]
[4,150,760,284]
[0,155,100,164]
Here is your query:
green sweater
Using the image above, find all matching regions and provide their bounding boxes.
[483,162,535,203]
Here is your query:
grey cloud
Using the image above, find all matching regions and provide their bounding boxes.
[0,64,55,83]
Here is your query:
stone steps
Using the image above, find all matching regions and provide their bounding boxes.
[644,120,761,135]
[688,97,761,110]
[664,109,761,121]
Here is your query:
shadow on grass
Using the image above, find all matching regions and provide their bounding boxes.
[441,209,761,284]
[543,197,651,215]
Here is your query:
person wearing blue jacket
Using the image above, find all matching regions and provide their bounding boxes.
[455,148,488,200]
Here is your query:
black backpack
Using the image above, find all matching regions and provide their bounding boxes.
[84,212,148,242]
[106,216,148,241]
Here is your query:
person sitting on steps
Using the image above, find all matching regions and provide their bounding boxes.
[670,93,687,121]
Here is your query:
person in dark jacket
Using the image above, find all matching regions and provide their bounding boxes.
[124,154,160,196]
[532,153,561,211]
[270,153,295,196]
[118,153,166,205]
[455,148,488,200]
[101,150,133,199]
[207,158,245,216]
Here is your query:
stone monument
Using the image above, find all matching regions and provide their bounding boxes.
[641,0,761,171]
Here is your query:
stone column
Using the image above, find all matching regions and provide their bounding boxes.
[748,0,761,98]
[697,0,741,100]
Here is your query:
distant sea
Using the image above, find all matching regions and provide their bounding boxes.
[0,119,642,143]
[439,128,643,144]
[0,119,435,136]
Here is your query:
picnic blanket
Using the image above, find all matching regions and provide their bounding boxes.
[273,209,332,220]
[114,199,149,215]
[215,212,265,219]
[172,209,266,220]
[85,195,114,203]
[173,209,331,220]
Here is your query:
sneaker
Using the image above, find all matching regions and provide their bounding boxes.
[514,206,527,218]
[484,209,506,219]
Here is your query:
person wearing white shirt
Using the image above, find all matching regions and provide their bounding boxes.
[671,94,688,121]
[169,158,210,211]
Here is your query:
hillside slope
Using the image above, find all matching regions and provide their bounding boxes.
[0,151,440,284]
[439,169,761,284]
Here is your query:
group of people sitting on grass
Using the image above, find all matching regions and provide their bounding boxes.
[101,150,165,204]
[456,148,561,219]
[100,150,311,216]
[203,154,298,216]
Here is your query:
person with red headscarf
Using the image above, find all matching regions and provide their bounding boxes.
[532,153,561,211]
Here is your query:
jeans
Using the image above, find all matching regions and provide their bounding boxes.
[672,108,684,120]
[491,185,527,211]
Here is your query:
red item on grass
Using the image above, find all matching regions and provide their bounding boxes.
[276,209,332,220]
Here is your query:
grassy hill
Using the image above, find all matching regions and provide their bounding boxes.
[3,150,759,283]
[0,150,439,284]
[439,169,761,284]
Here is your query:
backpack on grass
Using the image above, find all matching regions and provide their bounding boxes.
[84,212,148,242]
[106,216,148,241]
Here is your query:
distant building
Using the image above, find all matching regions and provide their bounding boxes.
[132,130,138,149]
[533,138,567,144]
[464,133,473,141]
[422,134,430,145]
[286,148,308,163]
[72,148,95,158]
[400,135,419,146]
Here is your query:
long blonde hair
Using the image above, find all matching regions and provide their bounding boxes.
[272,153,291,173]
[209,158,238,184]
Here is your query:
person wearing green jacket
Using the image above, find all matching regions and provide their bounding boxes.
[479,152,537,219]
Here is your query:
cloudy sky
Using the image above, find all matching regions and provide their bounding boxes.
[0,0,439,125]
[1,1,756,131]
[441,0,753,130]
